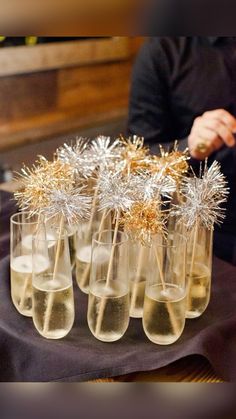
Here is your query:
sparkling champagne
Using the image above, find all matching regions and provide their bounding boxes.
[186,263,211,318]
[76,245,92,294]
[11,255,49,317]
[143,284,186,345]
[33,274,74,339]
[88,280,129,342]
[129,278,146,318]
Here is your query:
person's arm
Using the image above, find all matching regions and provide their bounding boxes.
[128,39,175,145]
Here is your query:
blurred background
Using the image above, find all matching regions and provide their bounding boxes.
[0,36,144,182]
[0,0,149,35]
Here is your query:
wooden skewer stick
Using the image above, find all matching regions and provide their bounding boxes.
[187,219,199,310]
[79,262,91,292]
[130,244,146,316]
[84,182,100,243]
[105,210,120,288]
[95,210,120,337]
[43,216,64,335]
[97,210,109,241]
[79,210,109,291]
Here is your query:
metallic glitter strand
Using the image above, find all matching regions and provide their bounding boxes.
[88,135,121,169]
[129,171,176,201]
[98,170,135,214]
[57,138,95,178]
[118,135,150,174]
[150,142,190,181]
[14,157,74,213]
[42,188,92,226]
[14,156,92,226]
[122,200,168,246]
[172,160,229,229]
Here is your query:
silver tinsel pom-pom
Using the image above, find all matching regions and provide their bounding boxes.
[57,138,95,178]
[43,188,92,225]
[89,136,121,167]
[98,171,134,213]
[173,161,229,229]
[130,171,176,201]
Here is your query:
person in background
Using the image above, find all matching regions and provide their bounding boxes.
[128,37,236,264]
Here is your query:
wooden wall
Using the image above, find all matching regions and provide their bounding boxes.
[0,37,144,152]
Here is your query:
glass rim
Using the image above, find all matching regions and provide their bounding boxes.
[32,232,69,243]
[10,211,39,226]
[153,233,187,249]
[92,229,128,245]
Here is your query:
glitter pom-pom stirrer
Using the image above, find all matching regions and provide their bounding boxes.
[122,198,181,337]
[94,170,135,336]
[172,160,228,310]
[14,156,91,335]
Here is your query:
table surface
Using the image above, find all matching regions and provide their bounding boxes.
[0,182,225,383]
[92,356,223,382]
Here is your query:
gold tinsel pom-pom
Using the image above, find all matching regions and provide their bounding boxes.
[151,142,189,181]
[14,156,74,212]
[119,135,150,174]
[121,200,167,246]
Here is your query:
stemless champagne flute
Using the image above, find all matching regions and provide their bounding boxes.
[45,217,77,271]
[143,233,187,345]
[10,212,46,317]
[87,229,130,342]
[32,234,75,339]
[186,224,213,319]
[76,209,111,294]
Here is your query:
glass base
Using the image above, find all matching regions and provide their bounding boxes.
[78,283,89,295]
[130,309,143,319]
[34,328,72,340]
[13,303,32,317]
[186,309,207,319]
[143,330,184,345]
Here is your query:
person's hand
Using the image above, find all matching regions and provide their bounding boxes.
[188,109,236,159]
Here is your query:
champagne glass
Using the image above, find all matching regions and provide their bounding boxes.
[10,212,46,317]
[32,234,75,339]
[143,233,187,345]
[87,229,129,342]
